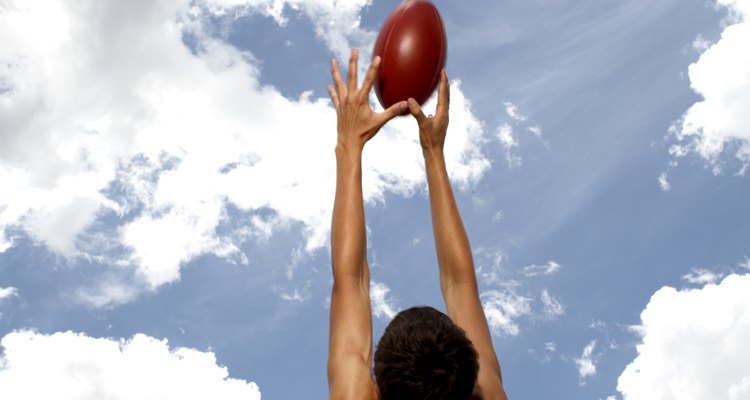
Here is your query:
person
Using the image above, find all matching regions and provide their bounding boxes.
[327,48,509,400]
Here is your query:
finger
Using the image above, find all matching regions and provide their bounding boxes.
[327,85,340,110]
[376,100,408,127]
[359,56,381,101]
[435,69,449,119]
[331,59,347,98]
[347,48,358,94]
[407,98,428,124]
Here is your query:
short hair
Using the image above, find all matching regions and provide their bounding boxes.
[374,306,479,400]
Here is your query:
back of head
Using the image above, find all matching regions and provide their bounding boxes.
[374,306,479,400]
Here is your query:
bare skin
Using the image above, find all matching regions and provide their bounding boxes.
[327,49,508,400]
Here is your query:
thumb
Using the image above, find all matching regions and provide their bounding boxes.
[377,100,408,126]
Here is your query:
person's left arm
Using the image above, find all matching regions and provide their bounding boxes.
[327,49,407,400]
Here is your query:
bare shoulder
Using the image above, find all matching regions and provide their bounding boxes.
[328,355,379,400]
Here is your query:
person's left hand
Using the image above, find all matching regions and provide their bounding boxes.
[328,48,407,156]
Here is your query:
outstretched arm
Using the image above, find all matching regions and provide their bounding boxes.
[327,49,407,400]
[408,71,508,400]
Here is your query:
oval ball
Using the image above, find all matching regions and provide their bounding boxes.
[373,0,447,111]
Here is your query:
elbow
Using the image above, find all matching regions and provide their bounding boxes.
[440,274,479,300]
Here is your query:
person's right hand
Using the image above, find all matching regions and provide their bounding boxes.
[407,69,450,156]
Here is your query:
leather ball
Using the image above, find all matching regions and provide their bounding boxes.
[373,0,448,111]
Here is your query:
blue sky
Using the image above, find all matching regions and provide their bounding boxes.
[1,0,749,399]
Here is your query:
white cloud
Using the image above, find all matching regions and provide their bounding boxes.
[495,102,547,168]
[497,124,518,149]
[71,279,142,309]
[529,341,557,364]
[0,287,19,301]
[476,253,564,336]
[719,0,750,21]
[0,330,261,400]
[496,123,522,168]
[503,101,527,122]
[480,288,532,336]
[476,248,507,285]
[730,377,750,400]
[528,125,542,137]
[202,0,375,61]
[371,281,399,321]
[281,288,311,303]
[616,273,750,399]
[540,289,564,319]
[692,34,712,52]
[493,210,504,222]
[682,267,724,285]
[0,0,489,295]
[658,171,671,191]
[279,280,312,303]
[669,0,750,173]
[574,340,598,385]
[589,320,607,330]
[522,261,562,277]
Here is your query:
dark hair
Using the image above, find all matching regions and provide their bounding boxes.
[374,306,479,400]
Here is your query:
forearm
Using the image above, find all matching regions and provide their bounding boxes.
[423,149,477,292]
[329,145,374,363]
[331,146,367,280]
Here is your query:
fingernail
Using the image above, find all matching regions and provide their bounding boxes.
[373,56,381,65]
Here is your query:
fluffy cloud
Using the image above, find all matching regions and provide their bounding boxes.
[573,340,598,385]
[503,101,527,122]
[494,101,545,168]
[669,0,750,173]
[202,0,375,60]
[480,288,532,336]
[371,281,399,321]
[682,267,724,285]
[480,286,566,336]
[540,289,564,319]
[616,273,750,399]
[0,330,260,400]
[658,171,671,191]
[0,287,19,301]
[0,0,489,295]
[476,251,565,336]
[496,123,521,168]
[522,260,562,277]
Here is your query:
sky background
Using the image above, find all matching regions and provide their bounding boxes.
[1,0,749,399]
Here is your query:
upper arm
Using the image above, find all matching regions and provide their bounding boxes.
[444,280,508,400]
[328,260,376,399]
[328,355,378,400]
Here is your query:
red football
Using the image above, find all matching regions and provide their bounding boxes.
[373,0,447,111]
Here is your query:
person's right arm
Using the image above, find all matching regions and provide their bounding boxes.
[407,71,509,400]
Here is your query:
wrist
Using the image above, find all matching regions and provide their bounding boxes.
[335,143,363,164]
[422,146,445,161]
